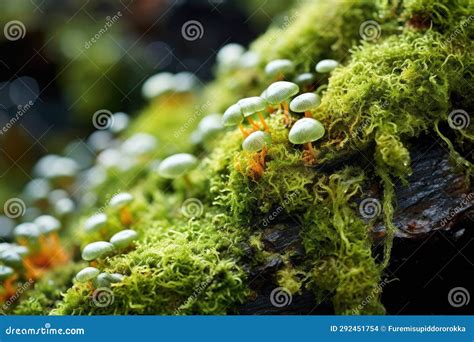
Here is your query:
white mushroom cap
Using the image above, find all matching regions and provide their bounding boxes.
[216,43,245,69]
[33,154,61,178]
[293,73,316,87]
[110,229,138,249]
[81,241,115,261]
[242,131,272,152]
[84,213,107,233]
[289,93,321,113]
[34,215,61,234]
[0,249,23,267]
[142,72,176,99]
[109,193,134,208]
[222,104,244,127]
[54,198,75,216]
[197,114,224,141]
[87,130,114,152]
[158,153,198,179]
[23,178,50,202]
[315,59,339,73]
[264,81,299,105]
[13,222,40,240]
[75,267,100,282]
[0,265,14,280]
[121,133,157,156]
[288,118,325,144]
[174,72,198,93]
[237,97,267,117]
[109,112,130,134]
[264,59,295,77]
[239,51,260,68]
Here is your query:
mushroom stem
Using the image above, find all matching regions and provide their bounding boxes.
[282,102,292,126]
[2,275,17,299]
[22,258,42,280]
[304,111,312,118]
[246,117,260,130]
[239,124,250,138]
[119,207,133,226]
[90,260,98,268]
[259,146,268,167]
[303,142,317,166]
[257,112,269,132]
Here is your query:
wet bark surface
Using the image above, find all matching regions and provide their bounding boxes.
[238,137,473,315]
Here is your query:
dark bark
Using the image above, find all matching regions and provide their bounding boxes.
[238,137,473,315]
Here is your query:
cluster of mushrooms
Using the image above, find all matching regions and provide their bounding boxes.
[1,215,67,301]
[74,192,139,290]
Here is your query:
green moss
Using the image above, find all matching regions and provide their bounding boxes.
[9,0,473,316]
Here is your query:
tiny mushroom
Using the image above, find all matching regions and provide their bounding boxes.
[34,215,68,263]
[237,96,269,132]
[288,118,325,165]
[0,265,16,300]
[222,104,247,137]
[289,92,321,118]
[110,229,138,249]
[265,59,295,79]
[195,113,224,143]
[81,241,115,262]
[141,72,175,99]
[264,81,300,126]
[157,153,198,189]
[95,272,125,288]
[293,72,316,89]
[108,112,130,134]
[174,71,198,93]
[242,131,272,179]
[84,213,108,234]
[216,43,245,71]
[13,223,40,245]
[109,192,134,226]
[315,59,339,73]
[75,266,100,283]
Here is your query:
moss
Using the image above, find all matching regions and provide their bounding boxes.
[8,0,473,315]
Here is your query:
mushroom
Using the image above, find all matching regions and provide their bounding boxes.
[222,104,248,137]
[75,266,100,290]
[120,133,157,158]
[242,131,272,180]
[109,192,134,226]
[110,229,138,249]
[174,71,198,93]
[13,223,40,247]
[95,272,125,288]
[216,43,245,71]
[0,265,16,301]
[288,118,325,165]
[34,215,68,264]
[84,213,108,234]
[141,72,176,99]
[315,59,339,73]
[13,223,44,279]
[194,113,224,144]
[157,153,198,189]
[264,81,300,126]
[108,112,130,134]
[289,93,321,118]
[239,51,260,69]
[293,72,316,90]
[81,241,115,262]
[265,59,295,80]
[237,96,269,132]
